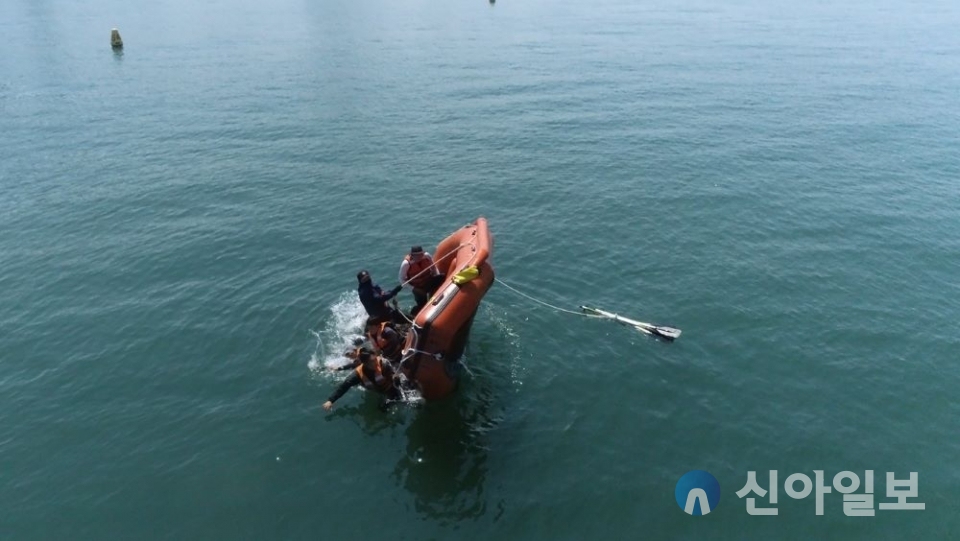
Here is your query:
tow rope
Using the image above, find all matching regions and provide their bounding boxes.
[494,278,682,341]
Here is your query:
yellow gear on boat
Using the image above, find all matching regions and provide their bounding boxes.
[452,266,480,285]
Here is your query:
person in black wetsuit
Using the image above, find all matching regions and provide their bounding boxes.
[323,349,401,411]
[366,320,405,363]
[356,270,403,324]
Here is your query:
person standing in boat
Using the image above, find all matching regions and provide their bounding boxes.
[323,350,401,411]
[397,246,444,316]
[356,270,402,324]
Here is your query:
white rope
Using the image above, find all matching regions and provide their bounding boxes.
[393,299,414,325]
[399,241,473,288]
[494,278,603,318]
[402,348,443,360]
[497,278,683,340]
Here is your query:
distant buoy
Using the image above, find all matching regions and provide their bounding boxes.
[111,28,123,49]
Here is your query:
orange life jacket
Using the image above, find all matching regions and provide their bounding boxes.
[404,254,435,289]
[373,322,403,360]
[355,356,393,393]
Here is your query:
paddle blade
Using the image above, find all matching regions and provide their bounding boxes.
[652,326,682,340]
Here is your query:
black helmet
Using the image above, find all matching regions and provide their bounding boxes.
[357,270,370,283]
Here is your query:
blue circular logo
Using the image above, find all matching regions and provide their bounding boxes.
[675,470,721,515]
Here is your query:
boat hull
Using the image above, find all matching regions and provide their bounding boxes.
[401,218,494,400]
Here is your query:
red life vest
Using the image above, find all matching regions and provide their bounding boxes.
[404,254,435,289]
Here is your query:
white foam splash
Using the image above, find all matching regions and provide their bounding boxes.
[482,303,526,389]
[307,291,369,374]
[306,292,427,408]
[394,371,425,405]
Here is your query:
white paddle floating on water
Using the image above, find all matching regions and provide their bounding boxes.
[580,305,682,341]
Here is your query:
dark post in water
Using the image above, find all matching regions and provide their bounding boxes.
[111,28,123,49]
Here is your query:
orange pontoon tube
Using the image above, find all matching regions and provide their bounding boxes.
[399,217,495,400]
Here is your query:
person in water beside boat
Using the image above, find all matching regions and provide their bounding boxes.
[367,320,404,363]
[356,270,403,324]
[397,245,446,316]
[323,349,401,411]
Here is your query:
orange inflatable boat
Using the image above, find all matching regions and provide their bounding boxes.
[399,217,495,400]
